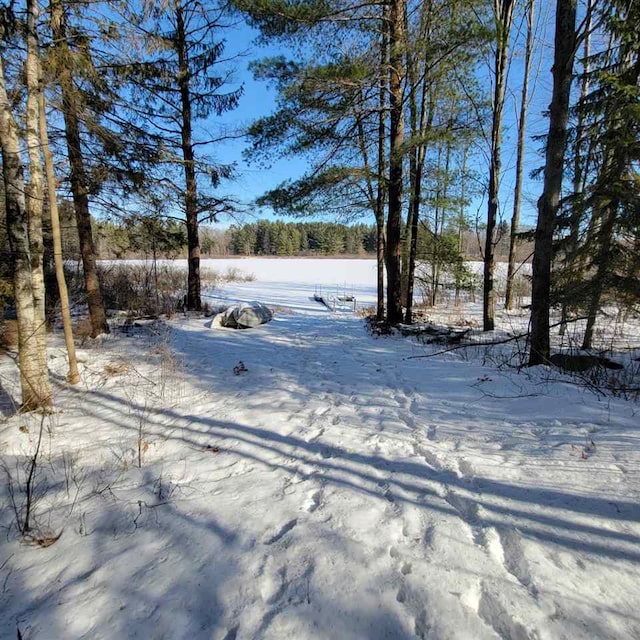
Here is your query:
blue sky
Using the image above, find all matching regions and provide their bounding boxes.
[204,6,560,231]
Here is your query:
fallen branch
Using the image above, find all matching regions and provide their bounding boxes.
[403,316,590,361]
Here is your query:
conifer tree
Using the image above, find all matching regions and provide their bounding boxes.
[50,0,110,336]
[121,0,242,311]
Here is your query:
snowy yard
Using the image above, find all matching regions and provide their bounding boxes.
[1,260,639,639]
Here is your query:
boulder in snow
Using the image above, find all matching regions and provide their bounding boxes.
[211,302,273,329]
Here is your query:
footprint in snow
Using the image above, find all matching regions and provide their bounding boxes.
[263,518,298,545]
[477,586,534,640]
[260,557,286,604]
[304,487,324,513]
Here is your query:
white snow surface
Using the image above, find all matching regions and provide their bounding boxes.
[1,259,640,639]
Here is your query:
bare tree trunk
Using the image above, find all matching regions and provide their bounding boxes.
[371,5,386,320]
[528,0,577,365]
[404,0,431,323]
[25,0,47,370]
[455,148,468,307]
[433,136,452,306]
[505,0,535,310]
[176,2,201,311]
[559,0,592,335]
[36,24,80,383]
[50,0,109,337]
[404,141,425,321]
[386,0,406,324]
[0,54,51,411]
[484,0,516,331]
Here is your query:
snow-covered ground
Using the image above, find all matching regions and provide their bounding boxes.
[1,260,639,639]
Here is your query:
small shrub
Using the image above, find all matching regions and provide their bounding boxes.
[223,266,255,283]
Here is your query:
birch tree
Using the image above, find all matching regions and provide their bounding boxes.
[0,12,51,410]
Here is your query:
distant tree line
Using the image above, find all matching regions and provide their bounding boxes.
[227,220,377,256]
[67,215,532,260]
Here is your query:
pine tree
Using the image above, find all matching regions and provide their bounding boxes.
[122,0,242,310]
[50,0,110,337]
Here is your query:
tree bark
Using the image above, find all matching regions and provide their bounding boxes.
[505,0,535,310]
[37,44,80,383]
[484,0,515,331]
[376,2,388,321]
[455,148,468,308]
[528,0,577,365]
[50,0,109,337]
[404,0,431,323]
[0,53,52,411]
[559,0,592,335]
[25,0,47,368]
[176,2,201,311]
[386,0,406,324]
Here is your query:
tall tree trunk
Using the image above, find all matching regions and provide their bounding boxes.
[505,0,535,310]
[25,0,47,366]
[559,0,592,335]
[176,2,201,311]
[484,0,516,331]
[36,12,80,383]
[455,147,469,308]
[528,0,577,365]
[386,0,406,324]
[50,0,109,337]
[404,143,425,322]
[431,144,443,307]
[0,54,51,411]
[433,136,452,307]
[404,0,431,323]
[376,1,388,321]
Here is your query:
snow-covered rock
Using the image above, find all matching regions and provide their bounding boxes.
[210,301,273,329]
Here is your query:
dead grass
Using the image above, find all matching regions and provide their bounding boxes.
[104,361,130,377]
